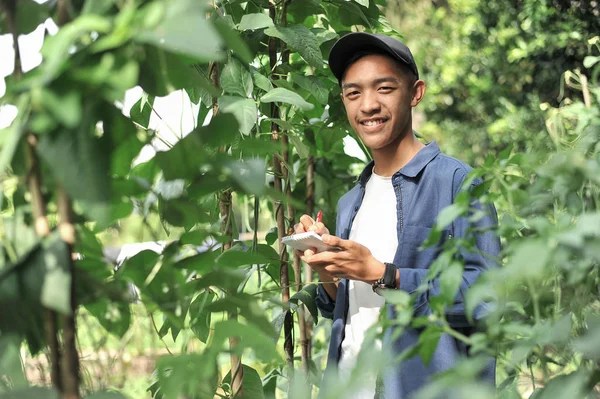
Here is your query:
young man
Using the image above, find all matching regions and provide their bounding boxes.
[294,33,501,398]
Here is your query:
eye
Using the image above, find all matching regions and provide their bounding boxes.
[378,86,394,92]
[345,90,360,98]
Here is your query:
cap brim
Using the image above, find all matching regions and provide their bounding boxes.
[328,32,417,81]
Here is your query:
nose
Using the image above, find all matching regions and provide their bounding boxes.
[359,91,380,114]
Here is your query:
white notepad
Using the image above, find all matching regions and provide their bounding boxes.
[282,232,340,253]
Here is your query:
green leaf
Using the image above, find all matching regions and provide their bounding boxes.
[139,47,220,98]
[288,133,310,159]
[135,1,223,61]
[437,261,463,305]
[84,392,129,399]
[216,247,270,268]
[213,17,253,65]
[289,284,319,324]
[0,95,28,173]
[222,364,265,399]
[0,335,27,390]
[0,1,48,35]
[529,371,589,399]
[221,59,254,98]
[418,325,442,365]
[153,123,213,180]
[265,227,278,245]
[173,250,219,273]
[264,25,323,68]
[156,353,218,399]
[291,74,329,104]
[211,319,279,362]
[573,313,600,359]
[435,204,465,230]
[239,13,274,30]
[251,69,273,92]
[219,96,257,136]
[39,235,72,315]
[129,93,154,129]
[40,88,82,129]
[228,159,266,196]
[85,299,131,338]
[35,15,112,85]
[37,106,111,225]
[506,239,550,279]
[352,0,370,7]
[0,387,60,399]
[270,311,287,344]
[190,290,217,343]
[260,88,314,111]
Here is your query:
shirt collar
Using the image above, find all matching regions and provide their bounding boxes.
[358,141,441,186]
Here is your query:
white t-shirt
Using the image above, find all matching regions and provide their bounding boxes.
[338,172,399,397]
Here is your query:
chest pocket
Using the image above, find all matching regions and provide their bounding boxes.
[400,225,450,269]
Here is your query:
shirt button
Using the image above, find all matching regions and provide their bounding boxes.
[354,206,359,211]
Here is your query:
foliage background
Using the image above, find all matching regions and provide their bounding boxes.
[0,0,599,398]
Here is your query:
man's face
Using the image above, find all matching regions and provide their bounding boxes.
[340,54,421,151]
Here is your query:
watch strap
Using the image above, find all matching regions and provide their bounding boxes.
[372,262,397,292]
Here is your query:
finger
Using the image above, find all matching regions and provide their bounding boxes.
[299,214,316,230]
[303,251,335,265]
[321,234,349,248]
[304,249,315,257]
[308,222,328,235]
[293,222,307,234]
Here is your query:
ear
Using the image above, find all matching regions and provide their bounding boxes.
[410,80,426,107]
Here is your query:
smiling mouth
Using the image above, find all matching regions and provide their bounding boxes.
[360,118,388,127]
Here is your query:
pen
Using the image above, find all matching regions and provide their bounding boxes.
[316,210,323,224]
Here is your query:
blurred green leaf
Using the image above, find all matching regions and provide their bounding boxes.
[418,325,442,365]
[85,299,131,338]
[211,319,279,362]
[135,1,223,61]
[239,13,274,31]
[216,248,270,268]
[84,392,129,399]
[0,387,60,399]
[190,290,217,343]
[0,95,28,173]
[0,335,27,390]
[228,159,266,196]
[37,107,111,225]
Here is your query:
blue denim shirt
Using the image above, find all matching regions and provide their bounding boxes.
[316,142,501,398]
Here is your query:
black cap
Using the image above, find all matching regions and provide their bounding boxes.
[328,32,419,82]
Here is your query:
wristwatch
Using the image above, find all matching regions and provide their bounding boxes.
[372,262,397,292]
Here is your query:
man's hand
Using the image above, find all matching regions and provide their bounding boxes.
[293,214,330,258]
[294,214,329,236]
[301,234,387,284]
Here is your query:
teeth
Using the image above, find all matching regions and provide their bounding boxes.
[362,119,386,126]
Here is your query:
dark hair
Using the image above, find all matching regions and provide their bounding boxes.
[339,50,418,86]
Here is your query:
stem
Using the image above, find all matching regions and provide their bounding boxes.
[57,186,80,399]
[304,155,315,362]
[3,0,63,392]
[211,55,244,397]
[269,0,295,377]
[148,310,173,355]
